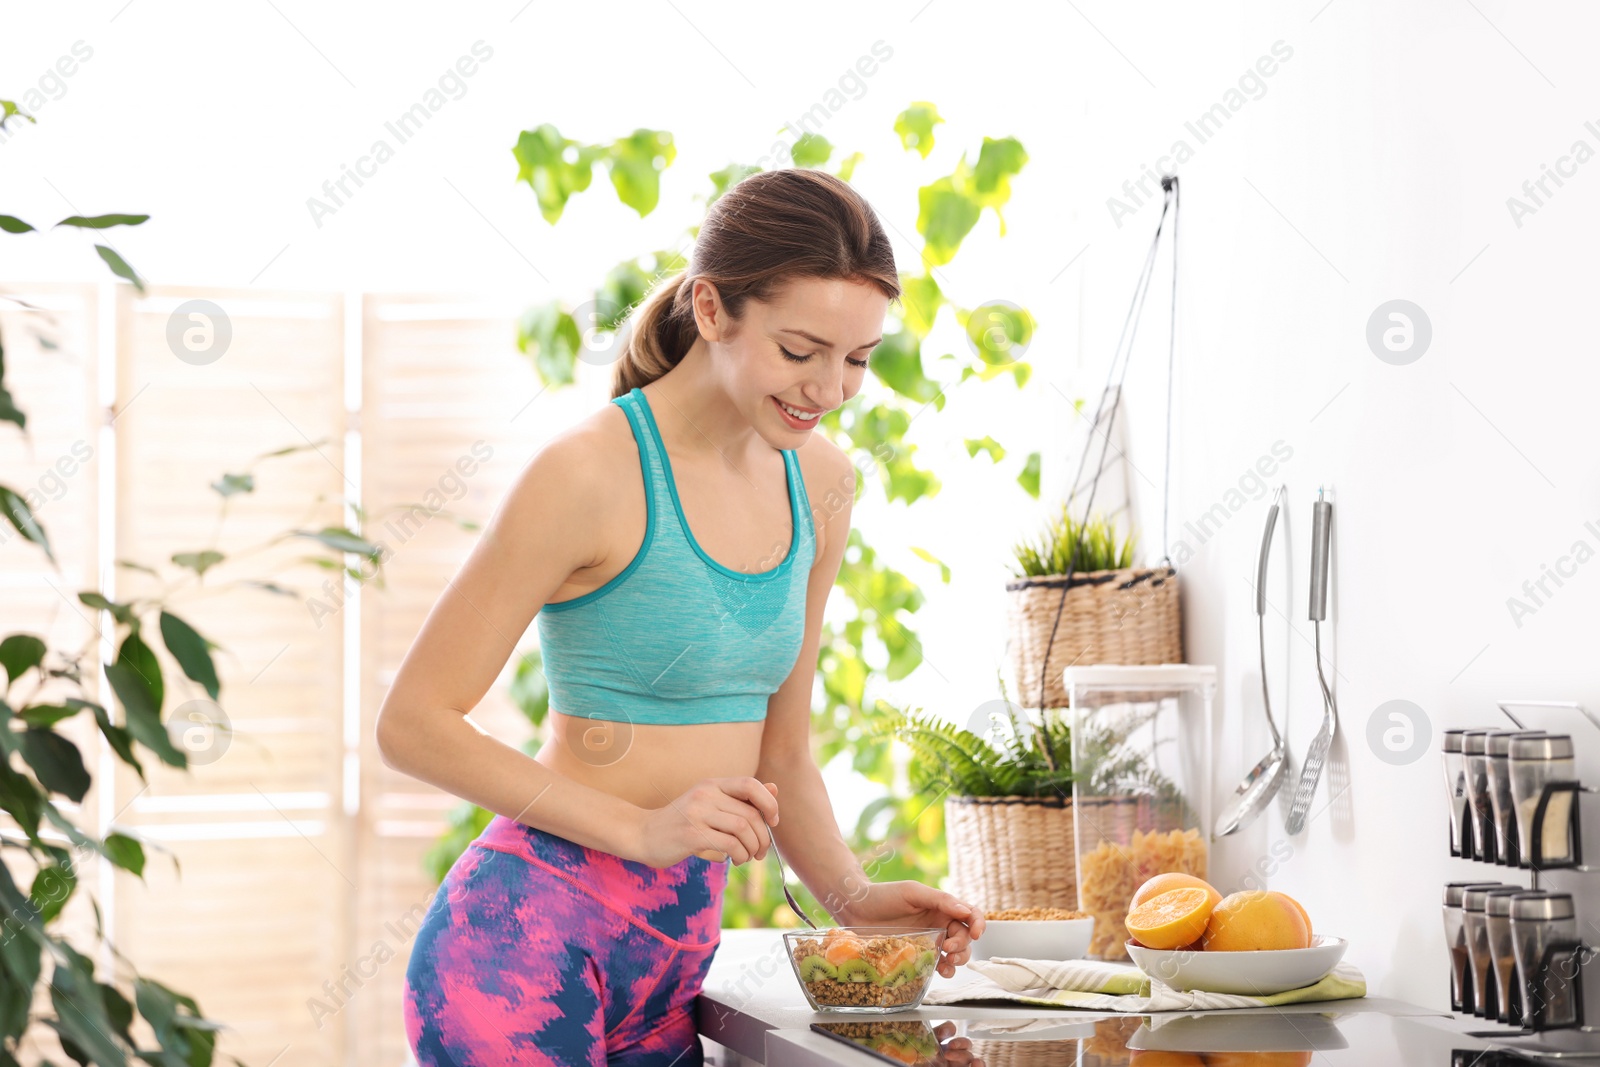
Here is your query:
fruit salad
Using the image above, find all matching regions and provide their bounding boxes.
[783,927,944,1012]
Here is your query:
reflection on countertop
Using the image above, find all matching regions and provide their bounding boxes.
[698,930,1529,1066]
[805,1012,1528,1066]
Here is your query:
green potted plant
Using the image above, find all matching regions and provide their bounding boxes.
[871,678,1197,958]
[1003,505,1182,710]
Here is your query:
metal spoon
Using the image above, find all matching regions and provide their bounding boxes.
[1214,487,1290,837]
[769,836,818,928]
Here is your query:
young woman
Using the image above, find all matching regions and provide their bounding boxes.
[382,168,984,1067]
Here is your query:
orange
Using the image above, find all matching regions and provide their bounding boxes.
[883,943,918,972]
[824,938,864,965]
[1129,1053,1206,1066]
[1203,1053,1313,1066]
[1202,891,1311,952]
[1131,873,1223,912]
[1126,887,1216,950]
[1272,892,1313,938]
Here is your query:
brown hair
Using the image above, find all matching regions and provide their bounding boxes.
[610,168,901,399]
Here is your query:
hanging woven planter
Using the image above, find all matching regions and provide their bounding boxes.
[1005,565,1183,709]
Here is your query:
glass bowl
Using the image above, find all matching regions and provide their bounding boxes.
[782,926,947,1014]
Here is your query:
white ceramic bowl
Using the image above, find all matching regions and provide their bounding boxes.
[969,918,1094,962]
[1125,934,1348,995]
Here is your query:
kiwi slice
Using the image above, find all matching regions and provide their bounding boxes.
[798,955,836,981]
[915,949,937,972]
[835,958,877,983]
[879,961,912,986]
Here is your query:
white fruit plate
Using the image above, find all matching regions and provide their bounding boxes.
[1125,935,1348,995]
[969,918,1094,962]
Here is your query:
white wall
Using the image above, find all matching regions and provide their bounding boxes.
[7,0,1600,1010]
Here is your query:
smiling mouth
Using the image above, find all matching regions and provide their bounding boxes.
[773,396,823,425]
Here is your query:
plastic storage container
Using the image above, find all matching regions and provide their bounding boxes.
[1508,733,1578,870]
[1063,664,1215,961]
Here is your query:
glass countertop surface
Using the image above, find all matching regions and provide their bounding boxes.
[807,1010,1559,1065]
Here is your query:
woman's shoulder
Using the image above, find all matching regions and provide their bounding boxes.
[509,399,639,520]
[793,432,856,533]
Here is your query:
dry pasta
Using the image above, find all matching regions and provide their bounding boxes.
[1078,827,1207,960]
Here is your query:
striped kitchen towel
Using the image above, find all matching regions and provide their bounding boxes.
[922,957,1366,1012]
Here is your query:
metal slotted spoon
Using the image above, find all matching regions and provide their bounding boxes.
[1284,488,1337,836]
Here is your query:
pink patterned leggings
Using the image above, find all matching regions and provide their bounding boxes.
[404,814,728,1066]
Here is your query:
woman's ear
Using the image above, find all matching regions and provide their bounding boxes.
[689,278,728,342]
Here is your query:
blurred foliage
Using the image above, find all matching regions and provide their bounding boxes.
[476,107,1038,928]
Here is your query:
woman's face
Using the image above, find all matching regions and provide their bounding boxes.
[695,275,890,445]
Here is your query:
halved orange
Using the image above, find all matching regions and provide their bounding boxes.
[1131,873,1223,912]
[1126,887,1216,950]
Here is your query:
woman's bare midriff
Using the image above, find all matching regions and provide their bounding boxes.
[532,708,767,814]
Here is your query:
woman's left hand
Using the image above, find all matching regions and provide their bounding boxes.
[837,881,985,979]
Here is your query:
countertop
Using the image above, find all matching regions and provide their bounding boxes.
[694,929,1579,1065]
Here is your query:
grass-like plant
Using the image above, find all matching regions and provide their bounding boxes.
[1009,504,1136,579]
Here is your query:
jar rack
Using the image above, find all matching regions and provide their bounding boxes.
[1452,700,1600,1062]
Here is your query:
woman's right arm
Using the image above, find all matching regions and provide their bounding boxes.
[375,422,779,869]
[374,427,651,860]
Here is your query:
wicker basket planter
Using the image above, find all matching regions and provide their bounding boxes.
[943,794,1078,912]
[1004,565,1183,709]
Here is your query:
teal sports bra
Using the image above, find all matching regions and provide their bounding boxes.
[535,386,816,724]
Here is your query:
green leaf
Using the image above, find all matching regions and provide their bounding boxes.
[85,698,143,779]
[93,243,145,293]
[169,550,224,578]
[210,472,254,497]
[0,746,44,840]
[512,123,599,224]
[0,215,35,234]
[962,301,1035,367]
[963,436,1005,462]
[516,302,580,386]
[53,213,149,230]
[17,703,78,728]
[1017,451,1041,498]
[103,833,145,878]
[867,325,940,407]
[790,132,833,168]
[898,274,943,339]
[46,944,126,1067]
[971,136,1028,210]
[0,487,53,563]
[30,858,76,924]
[0,634,46,687]
[908,546,950,583]
[607,128,676,217]
[916,171,982,268]
[834,151,864,182]
[894,102,944,158]
[106,631,184,768]
[159,611,220,701]
[707,163,761,205]
[114,558,160,577]
[21,728,90,801]
[293,526,381,556]
[78,592,136,626]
